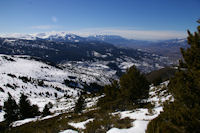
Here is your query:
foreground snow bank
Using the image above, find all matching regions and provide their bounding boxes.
[68,118,94,129]
[108,120,149,133]
[107,81,172,133]
[0,111,5,122]
[59,129,78,133]
[12,113,60,127]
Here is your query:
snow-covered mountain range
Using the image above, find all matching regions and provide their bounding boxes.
[0,32,187,47]
[0,32,187,61]
[0,32,86,42]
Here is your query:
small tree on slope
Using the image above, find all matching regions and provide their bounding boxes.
[42,102,53,117]
[74,93,85,113]
[19,93,40,119]
[120,66,149,105]
[3,93,20,123]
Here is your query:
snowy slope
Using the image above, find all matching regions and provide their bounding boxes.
[60,61,117,85]
[0,54,114,122]
[0,54,78,114]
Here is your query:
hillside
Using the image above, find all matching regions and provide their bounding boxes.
[145,67,177,85]
[0,54,117,122]
[0,81,172,133]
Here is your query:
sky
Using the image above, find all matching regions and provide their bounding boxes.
[0,0,199,40]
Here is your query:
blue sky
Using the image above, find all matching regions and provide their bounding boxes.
[0,0,199,40]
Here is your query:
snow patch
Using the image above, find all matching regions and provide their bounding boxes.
[68,118,94,129]
[108,120,149,133]
[59,129,78,133]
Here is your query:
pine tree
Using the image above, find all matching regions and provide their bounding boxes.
[19,93,40,119]
[31,104,40,117]
[97,80,121,110]
[146,20,200,133]
[3,93,19,123]
[19,93,32,119]
[74,93,85,113]
[42,102,53,117]
[120,66,149,104]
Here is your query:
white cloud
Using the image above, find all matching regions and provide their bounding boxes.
[30,25,59,30]
[51,16,57,23]
[68,28,187,40]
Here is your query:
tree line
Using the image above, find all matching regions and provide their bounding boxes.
[3,93,52,124]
